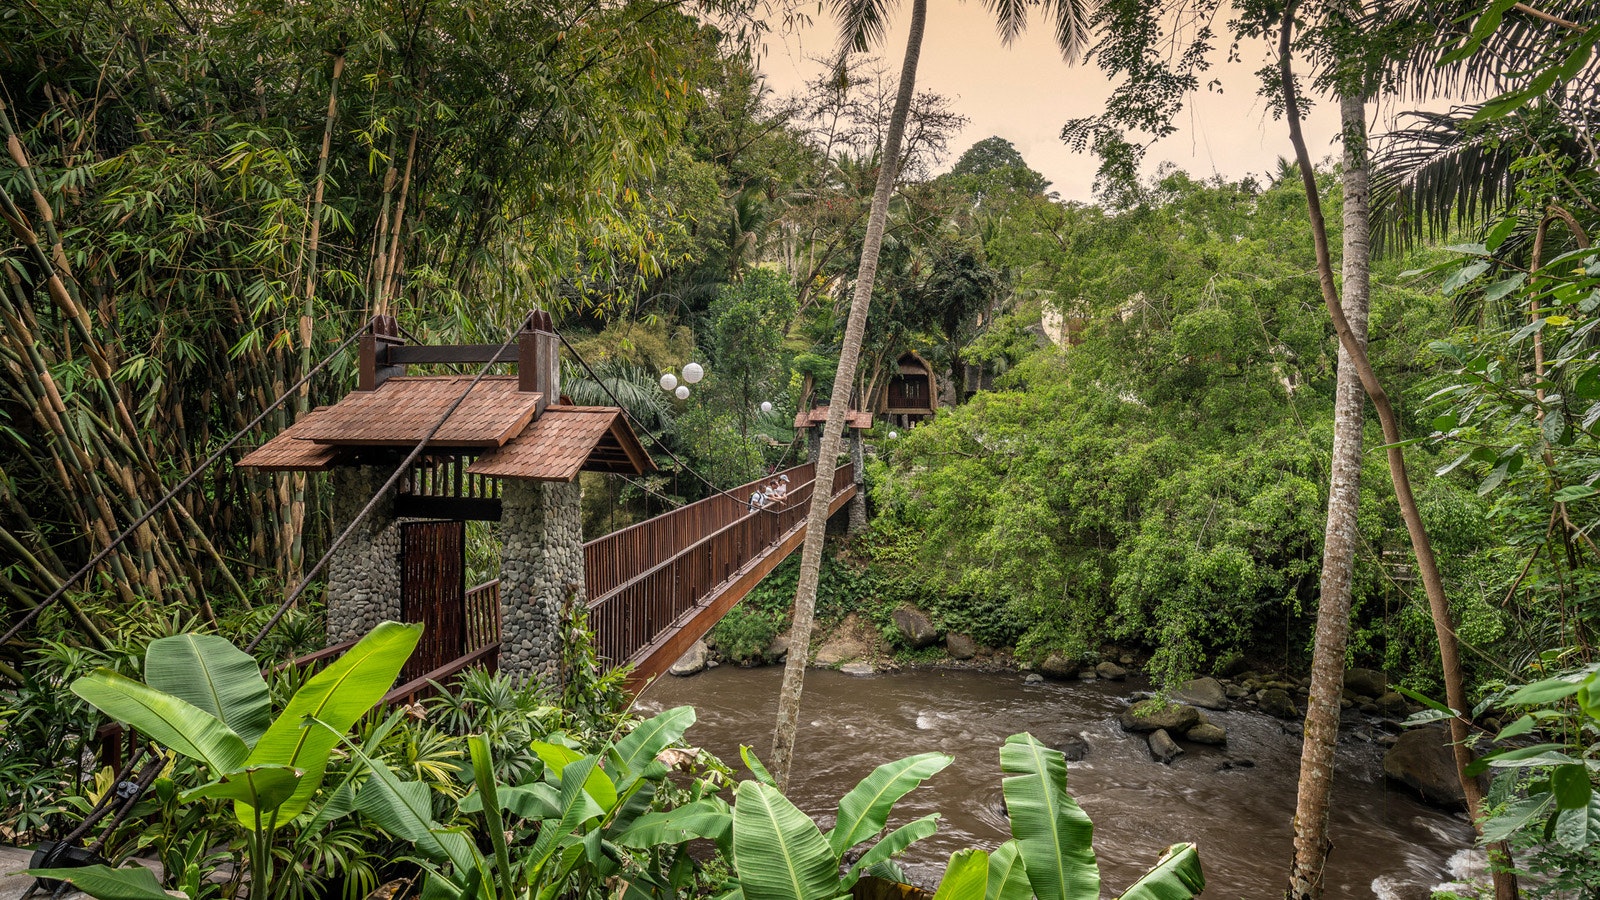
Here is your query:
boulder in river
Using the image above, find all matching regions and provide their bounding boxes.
[1174,676,1230,710]
[1258,688,1300,719]
[1024,673,1044,684]
[1096,661,1128,681]
[1057,733,1090,761]
[1344,667,1389,698]
[1148,729,1184,764]
[669,640,708,676]
[892,606,939,649]
[1040,652,1077,680]
[839,661,877,677]
[1120,699,1201,734]
[1185,722,1227,745]
[946,633,978,660]
[1383,726,1468,810]
[1224,682,1249,700]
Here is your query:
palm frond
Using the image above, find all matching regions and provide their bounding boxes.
[1371,106,1526,253]
[1045,0,1096,61]
[830,0,900,53]
[982,0,1031,46]
[1376,0,1599,100]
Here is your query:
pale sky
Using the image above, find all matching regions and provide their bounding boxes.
[754,2,1348,202]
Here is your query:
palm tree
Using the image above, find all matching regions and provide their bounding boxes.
[769,0,1097,791]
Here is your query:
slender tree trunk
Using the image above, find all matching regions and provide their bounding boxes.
[770,0,927,791]
[1277,10,1516,899]
[288,52,344,589]
[1288,90,1370,900]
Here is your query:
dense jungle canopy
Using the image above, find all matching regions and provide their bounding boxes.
[2,0,1599,896]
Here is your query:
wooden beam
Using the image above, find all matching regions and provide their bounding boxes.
[394,495,503,521]
[388,345,521,365]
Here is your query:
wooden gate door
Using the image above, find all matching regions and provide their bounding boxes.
[401,520,466,682]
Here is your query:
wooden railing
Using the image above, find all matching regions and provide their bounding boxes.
[583,463,819,600]
[465,579,501,652]
[585,461,853,668]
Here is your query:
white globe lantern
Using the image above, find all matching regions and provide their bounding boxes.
[682,362,705,384]
[675,385,691,400]
[760,401,773,414]
[888,430,899,440]
[659,372,677,392]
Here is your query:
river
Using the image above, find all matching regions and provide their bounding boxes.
[635,665,1479,900]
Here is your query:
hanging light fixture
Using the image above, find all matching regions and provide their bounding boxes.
[659,372,677,392]
[760,401,773,414]
[682,362,705,384]
[675,385,691,400]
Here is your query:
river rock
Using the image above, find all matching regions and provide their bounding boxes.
[1040,652,1077,680]
[892,606,939,649]
[1120,699,1201,734]
[1058,733,1090,761]
[1174,676,1230,710]
[1148,729,1184,764]
[1224,682,1249,700]
[1375,691,1411,719]
[669,640,708,676]
[1024,673,1044,684]
[1186,722,1228,745]
[1383,726,1467,810]
[1096,661,1127,681]
[840,662,876,677]
[761,631,789,662]
[1345,667,1389,698]
[1258,688,1300,719]
[814,619,871,665]
[946,633,978,660]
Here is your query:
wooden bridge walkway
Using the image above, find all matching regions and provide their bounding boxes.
[297,460,856,702]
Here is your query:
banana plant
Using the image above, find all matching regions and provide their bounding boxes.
[712,746,953,900]
[349,705,718,900]
[924,733,1204,900]
[31,622,421,900]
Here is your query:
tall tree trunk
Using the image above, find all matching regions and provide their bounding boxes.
[1276,9,1516,899]
[1288,90,1370,900]
[288,52,344,589]
[769,0,927,791]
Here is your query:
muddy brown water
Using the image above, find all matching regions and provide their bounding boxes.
[636,666,1478,900]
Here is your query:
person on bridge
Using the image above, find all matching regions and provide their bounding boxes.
[749,487,766,511]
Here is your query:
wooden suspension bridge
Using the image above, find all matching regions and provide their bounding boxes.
[243,315,858,701]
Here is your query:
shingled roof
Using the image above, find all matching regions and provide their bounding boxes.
[238,380,653,480]
[466,407,652,482]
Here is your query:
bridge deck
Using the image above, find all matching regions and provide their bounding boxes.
[291,461,857,703]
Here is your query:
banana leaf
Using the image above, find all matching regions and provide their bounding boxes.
[999,733,1099,900]
[1116,843,1204,900]
[732,780,840,900]
[145,633,272,746]
[23,866,173,900]
[828,752,951,855]
[237,621,420,827]
[72,670,248,773]
[931,849,988,900]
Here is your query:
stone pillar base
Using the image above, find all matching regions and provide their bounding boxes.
[498,480,585,687]
[325,466,401,643]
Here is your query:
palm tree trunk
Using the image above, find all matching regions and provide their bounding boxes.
[1277,9,1516,899]
[1288,90,1370,900]
[770,0,928,792]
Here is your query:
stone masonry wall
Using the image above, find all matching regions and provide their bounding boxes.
[325,466,402,643]
[498,479,584,686]
[848,430,866,533]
